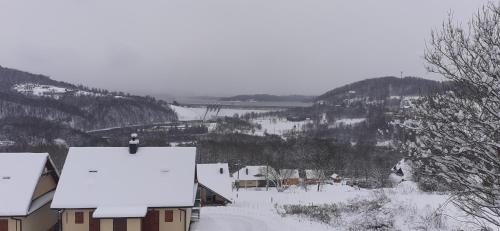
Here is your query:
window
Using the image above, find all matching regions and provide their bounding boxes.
[75,212,84,224]
[113,219,127,231]
[164,210,173,222]
[0,219,8,231]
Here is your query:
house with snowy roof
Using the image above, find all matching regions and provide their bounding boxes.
[196,163,232,206]
[232,166,275,188]
[304,169,326,185]
[389,159,413,185]
[0,153,59,231]
[51,137,197,231]
[330,173,342,183]
[280,169,300,186]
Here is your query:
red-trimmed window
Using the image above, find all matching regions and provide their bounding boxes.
[165,210,173,222]
[75,212,84,224]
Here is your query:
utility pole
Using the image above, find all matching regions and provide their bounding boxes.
[266,164,269,191]
[236,162,240,192]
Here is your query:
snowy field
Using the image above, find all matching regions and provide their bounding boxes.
[330,118,366,128]
[192,182,495,231]
[170,105,269,121]
[249,117,312,136]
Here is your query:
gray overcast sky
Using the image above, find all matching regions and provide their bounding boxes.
[0,0,491,96]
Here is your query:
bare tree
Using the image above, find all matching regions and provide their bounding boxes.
[259,167,296,192]
[308,138,334,192]
[308,169,327,192]
[402,3,500,227]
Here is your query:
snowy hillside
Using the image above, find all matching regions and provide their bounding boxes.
[13,83,103,99]
[0,66,177,136]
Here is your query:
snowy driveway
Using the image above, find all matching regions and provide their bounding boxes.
[190,207,308,231]
[191,212,274,231]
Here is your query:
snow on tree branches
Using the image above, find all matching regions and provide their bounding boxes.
[401,2,500,227]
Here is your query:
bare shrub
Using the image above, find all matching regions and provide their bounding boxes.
[279,204,340,224]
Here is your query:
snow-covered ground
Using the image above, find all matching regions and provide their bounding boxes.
[192,182,495,231]
[170,105,269,121]
[376,140,393,147]
[249,117,312,136]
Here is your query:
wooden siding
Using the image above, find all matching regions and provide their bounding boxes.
[32,174,57,200]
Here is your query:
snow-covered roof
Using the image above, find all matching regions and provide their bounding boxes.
[232,166,268,181]
[28,191,55,214]
[93,206,147,218]
[51,147,197,215]
[305,170,323,179]
[0,153,50,216]
[390,159,413,182]
[197,163,232,202]
[281,169,300,179]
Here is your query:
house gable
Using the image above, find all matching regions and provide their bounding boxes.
[0,153,52,217]
[32,160,59,201]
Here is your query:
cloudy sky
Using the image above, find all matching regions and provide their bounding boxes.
[0,0,491,96]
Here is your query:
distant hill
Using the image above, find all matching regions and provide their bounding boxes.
[219,94,314,102]
[316,76,446,104]
[0,65,177,132]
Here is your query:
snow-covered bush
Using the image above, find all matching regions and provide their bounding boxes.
[413,206,447,231]
[277,190,393,227]
[394,181,419,194]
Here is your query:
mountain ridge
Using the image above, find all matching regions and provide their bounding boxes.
[316,76,446,104]
[218,94,315,102]
[0,66,177,133]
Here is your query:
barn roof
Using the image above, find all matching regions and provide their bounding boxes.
[51,147,197,215]
[197,163,232,203]
[0,153,52,216]
[232,166,269,181]
[281,169,300,179]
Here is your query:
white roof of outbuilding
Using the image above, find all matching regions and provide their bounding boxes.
[305,169,322,179]
[0,153,50,216]
[197,163,232,202]
[232,166,268,181]
[51,147,197,214]
[281,169,300,179]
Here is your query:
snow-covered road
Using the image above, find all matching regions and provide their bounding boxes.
[190,201,333,231]
[190,206,312,231]
[191,212,275,231]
